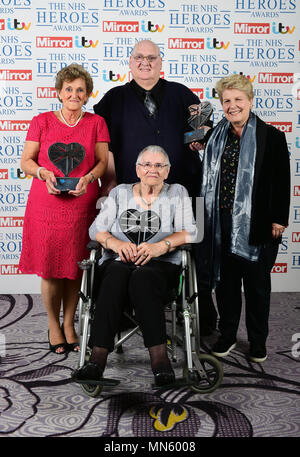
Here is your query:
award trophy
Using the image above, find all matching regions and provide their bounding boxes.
[48,142,85,192]
[184,101,213,144]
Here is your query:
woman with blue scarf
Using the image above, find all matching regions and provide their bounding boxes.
[198,74,290,363]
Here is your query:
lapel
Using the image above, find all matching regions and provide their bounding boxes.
[252,115,267,199]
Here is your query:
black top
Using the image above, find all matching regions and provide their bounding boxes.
[130,78,165,109]
[220,129,240,211]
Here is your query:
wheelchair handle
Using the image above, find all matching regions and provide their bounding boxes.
[87,240,102,251]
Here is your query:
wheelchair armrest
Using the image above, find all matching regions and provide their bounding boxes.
[178,243,193,252]
[86,240,102,251]
[86,241,193,252]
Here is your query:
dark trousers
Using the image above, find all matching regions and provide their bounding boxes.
[192,196,218,332]
[216,210,278,346]
[193,245,218,332]
[91,259,180,351]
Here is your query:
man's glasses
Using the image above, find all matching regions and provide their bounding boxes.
[138,162,169,171]
[132,54,160,63]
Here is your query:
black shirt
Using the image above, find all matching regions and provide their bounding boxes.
[129,78,165,108]
[220,128,240,211]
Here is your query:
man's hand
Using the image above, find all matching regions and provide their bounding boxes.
[272,223,286,238]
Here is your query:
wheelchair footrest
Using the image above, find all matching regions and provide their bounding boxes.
[72,376,120,387]
[151,377,196,390]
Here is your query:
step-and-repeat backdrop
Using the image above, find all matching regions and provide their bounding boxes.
[0,0,299,293]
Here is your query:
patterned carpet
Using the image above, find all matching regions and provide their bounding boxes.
[0,293,299,438]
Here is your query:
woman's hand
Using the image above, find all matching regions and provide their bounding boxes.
[41,169,61,195]
[272,223,286,239]
[135,241,168,266]
[110,239,138,263]
[68,176,90,197]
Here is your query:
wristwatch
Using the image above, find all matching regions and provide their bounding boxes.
[164,240,171,252]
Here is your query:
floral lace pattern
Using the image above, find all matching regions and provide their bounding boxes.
[19,112,109,279]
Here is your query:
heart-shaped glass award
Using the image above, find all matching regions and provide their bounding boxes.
[119,209,161,245]
[48,142,85,191]
[184,101,213,144]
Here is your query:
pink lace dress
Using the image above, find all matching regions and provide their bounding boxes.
[19,112,110,279]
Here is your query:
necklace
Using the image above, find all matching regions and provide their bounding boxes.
[139,183,164,208]
[60,109,83,128]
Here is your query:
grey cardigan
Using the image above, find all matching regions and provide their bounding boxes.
[89,183,197,265]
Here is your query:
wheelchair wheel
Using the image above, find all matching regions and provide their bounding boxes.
[183,354,223,394]
[80,383,103,398]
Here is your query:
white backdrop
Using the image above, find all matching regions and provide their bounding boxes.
[0,0,299,293]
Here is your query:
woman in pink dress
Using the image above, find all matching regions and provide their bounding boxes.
[19,64,110,354]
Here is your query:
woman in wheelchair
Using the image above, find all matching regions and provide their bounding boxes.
[72,145,197,387]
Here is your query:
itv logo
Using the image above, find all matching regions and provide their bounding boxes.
[103,70,126,82]
[7,18,31,30]
[74,36,99,49]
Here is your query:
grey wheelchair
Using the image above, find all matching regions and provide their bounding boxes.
[74,241,223,398]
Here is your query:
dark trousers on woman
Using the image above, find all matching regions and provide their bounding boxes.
[91,259,180,351]
[216,210,279,347]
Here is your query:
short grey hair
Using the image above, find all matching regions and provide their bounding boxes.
[136,145,171,166]
[131,39,161,57]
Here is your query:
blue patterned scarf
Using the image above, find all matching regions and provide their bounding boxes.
[200,111,260,286]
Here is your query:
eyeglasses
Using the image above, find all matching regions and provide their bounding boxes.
[132,54,160,63]
[138,162,169,171]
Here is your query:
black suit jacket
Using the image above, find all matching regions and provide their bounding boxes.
[196,115,290,289]
[249,116,290,245]
[202,115,290,245]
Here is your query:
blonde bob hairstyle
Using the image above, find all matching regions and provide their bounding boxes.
[215,74,254,104]
[55,63,93,104]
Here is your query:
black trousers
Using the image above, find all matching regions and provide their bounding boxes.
[193,244,218,332]
[91,259,180,351]
[215,210,279,346]
[191,195,218,332]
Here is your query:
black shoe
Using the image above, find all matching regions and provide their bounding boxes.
[71,362,103,384]
[61,325,80,352]
[211,338,236,357]
[67,342,80,352]
[153,365,175,387]
[249,344,267,363]
[48,330,68,354]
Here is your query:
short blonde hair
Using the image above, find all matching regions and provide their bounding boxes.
[55,63,93,103]
[216,74,254,103]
